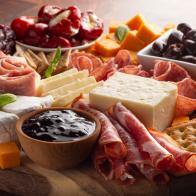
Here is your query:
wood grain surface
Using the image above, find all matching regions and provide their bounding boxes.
[0,0,196,195]
[0,154,195,196]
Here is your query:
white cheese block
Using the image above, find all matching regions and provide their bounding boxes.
[53,81,103,107]
[43,76,97,97]
[40,70,89,94]
[2,95,54,116]
[90,72,177,131]
[0,111,19,143]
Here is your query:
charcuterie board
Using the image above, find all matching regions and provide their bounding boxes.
[0,154,195,196]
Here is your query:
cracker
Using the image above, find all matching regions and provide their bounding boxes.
[164,119,196,152]
[23,51,37,69]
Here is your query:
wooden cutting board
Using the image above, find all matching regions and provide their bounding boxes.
[0,154,195,196]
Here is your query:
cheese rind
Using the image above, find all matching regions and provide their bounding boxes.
[90,72,177,131]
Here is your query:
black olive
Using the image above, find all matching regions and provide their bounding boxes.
[184,30,196,42]
[55,118,64,123]
[36,133,55,142]
[163,43,184,59]
[184,39,196,55]
[177,23,192,35]
[151,41,167,56]
[167,30,183,45]
[180,55,196,63]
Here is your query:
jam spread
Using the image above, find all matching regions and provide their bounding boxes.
[22,109,96,142]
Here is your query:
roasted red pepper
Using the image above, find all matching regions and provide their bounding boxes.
[49,6,81,38]
[11,16,36,38]
[38,5,62,24]
[79,11,103,40]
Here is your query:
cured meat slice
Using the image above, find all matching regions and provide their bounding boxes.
[90,58,117,81]
[110,116,169,184]
[176,78,196,116]
[118,65,142,75]
[0,52,40,96]
[150,130,196,174]
[109,102,174,170]
[69,51,103,73]
[114,50,131,68]
[72,99,127,158]
[93,146,114,180]
[153,61,190,82]
[93,147,135,184]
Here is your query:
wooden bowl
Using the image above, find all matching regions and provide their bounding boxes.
[16,107,101,170]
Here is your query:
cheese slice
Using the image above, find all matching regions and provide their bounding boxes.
[90,72,177,131]
[0,111,19,144]
[2,96,53,116]
[41,68,78,83]
[53,81,103,107]
[43,76,97,97]
[40,70,89,94]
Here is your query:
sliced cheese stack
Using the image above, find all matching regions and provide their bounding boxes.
[40,68,102,106]
[90,72,177,131]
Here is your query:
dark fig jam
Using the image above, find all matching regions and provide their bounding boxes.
[22,109,96,142]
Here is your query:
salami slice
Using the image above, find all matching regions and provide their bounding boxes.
[69,52,103,73]
[176,78,196,116]
[109,102,174,170]
[150,130,196,174]
[153,61,190,82]
[114,50,131,68]
[118,65,142,75]
[72,99,127,158]
[110,116,169,184]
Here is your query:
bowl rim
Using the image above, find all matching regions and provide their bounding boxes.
[16,107,101,145]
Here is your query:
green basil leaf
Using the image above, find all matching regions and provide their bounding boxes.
[0,93,17,108]
[115,25,130,42]
[45,47,62,78]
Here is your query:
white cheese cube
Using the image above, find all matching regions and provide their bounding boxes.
[2,95,53,116]
[0,111,19,143]
[90,72,177,131]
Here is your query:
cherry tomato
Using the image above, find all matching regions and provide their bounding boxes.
[49,6,81,38]
[38,5,62,23]
[46,36,71,48]
[79,11,103,40]
[27,23,48,37]
[11,16,36,38]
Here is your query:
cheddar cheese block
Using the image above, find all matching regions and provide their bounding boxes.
[90,72,177,131]
[0,142,20,169]
[126,13,146,30]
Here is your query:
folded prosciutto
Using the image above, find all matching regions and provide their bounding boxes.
[153,61,190,82]
[150,130,196,175]
[176,78,196,116]
[109,116,170,184]
[72,99,127,159]
[109,102,174,170]
[0,51,40,96]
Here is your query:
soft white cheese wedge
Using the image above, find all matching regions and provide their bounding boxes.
[2,95,54,116]
[40,69,89,94]
[0,111,18,143]
[90,72,177,131]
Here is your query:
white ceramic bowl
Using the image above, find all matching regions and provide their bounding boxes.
[16,36,100,52]
[137,29,196,79]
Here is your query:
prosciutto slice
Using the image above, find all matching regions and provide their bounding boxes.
[153,61,190,82]
[110,116,169,184]
[150,130,196,174]
[109,102,174,170]
[114,49,131,68]
[72,99,127,158]
[0,52,40,96]
[176,78,196,116]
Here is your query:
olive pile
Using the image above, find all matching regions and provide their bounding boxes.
[0,24,16,55]
[151,23,196,64]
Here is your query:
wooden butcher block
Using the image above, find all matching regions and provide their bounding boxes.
[0,154,195,196]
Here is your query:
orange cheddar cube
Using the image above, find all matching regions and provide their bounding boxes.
[0,142,20,169]
[120,30,145,51]
[137,23,162,44]
[95,38,120,57]
[106,33,119,42]
[109,20,125,33]
[172,116,190,126]
[126,13,146,30]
